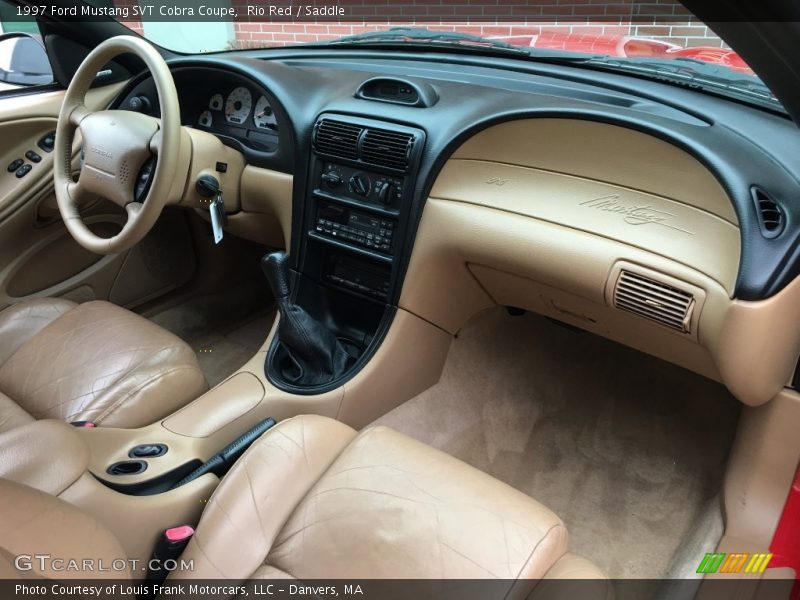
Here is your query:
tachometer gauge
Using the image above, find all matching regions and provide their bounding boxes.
[198,110,213,128]
[209,93,223,111]
[254,96,278,130]
[224,86,252,125]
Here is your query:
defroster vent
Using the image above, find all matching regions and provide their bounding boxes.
[752,187,785,238]
[614,270,695,333]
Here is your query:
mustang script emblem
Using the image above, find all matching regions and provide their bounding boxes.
[579,195,693,235]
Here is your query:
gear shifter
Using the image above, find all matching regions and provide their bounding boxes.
[261,251,354,386]
[262,251,292,300]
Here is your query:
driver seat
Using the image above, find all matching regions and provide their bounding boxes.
[0,298,208,431]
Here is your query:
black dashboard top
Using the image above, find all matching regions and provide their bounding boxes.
[114,48,800,302]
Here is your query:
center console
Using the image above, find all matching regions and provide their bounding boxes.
[265,114,426,393]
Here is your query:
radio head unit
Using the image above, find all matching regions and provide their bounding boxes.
[315,201,395,255]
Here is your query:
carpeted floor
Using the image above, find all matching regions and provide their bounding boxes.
[373,308,741,579]
[149,284,275,387]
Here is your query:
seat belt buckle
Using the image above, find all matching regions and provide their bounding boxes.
[145,525,194,585]
[70,421,96,428]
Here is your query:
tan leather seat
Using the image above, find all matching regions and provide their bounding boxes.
[0,416,609,596]
[0,298,207,431]
[175,415,607,586]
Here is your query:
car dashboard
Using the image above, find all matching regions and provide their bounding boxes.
[113,49,800,408]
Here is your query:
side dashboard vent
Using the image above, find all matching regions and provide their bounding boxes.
[313,119,363,160]
[361,128,414,171]
[752,187,785,238]
[614,270,695,333]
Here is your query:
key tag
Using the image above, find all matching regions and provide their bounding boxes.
[210,192,226,244]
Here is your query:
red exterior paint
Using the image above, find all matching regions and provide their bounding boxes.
[496,31,753,74]
[769,464,800,596]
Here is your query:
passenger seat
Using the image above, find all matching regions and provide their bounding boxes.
[0,415,609,597]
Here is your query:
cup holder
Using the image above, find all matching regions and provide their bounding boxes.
[107,460,148,476]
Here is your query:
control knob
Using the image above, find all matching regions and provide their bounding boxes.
[127,95,152,114]
[321,170,343,188]
[349,173,371,197]
[377,181,400,206]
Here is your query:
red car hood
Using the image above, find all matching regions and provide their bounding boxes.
[496,31,754,75]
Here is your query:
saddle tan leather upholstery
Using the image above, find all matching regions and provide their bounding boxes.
[0,416,609,596]
[0,298,207,430]
[0,420,88,496]
[0,478,131,580]
[173,415,609,592]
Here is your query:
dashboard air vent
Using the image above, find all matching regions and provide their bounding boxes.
[361,128,415,171]
[313,119,363,160]
[614,270,695,333]
[752,187,785,238]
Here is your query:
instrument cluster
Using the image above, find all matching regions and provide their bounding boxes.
[197,86,278,132]
[192,83,280,154]
[117,66,291,168]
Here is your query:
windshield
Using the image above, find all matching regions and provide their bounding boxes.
[80,0,780,110]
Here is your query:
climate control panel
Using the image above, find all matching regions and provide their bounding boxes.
[319,163,403,210]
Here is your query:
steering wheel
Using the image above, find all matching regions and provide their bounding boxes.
[54,36,181,255]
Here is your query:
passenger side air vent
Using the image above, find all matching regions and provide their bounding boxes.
[361,128,414,171]
[613,270,695,333]
[313,119,363,160]
[752,187,785,238]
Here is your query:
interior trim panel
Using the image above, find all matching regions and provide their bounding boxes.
[432,156,740,293]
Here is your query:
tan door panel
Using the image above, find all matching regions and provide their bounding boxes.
[0,118,60,218]
[5,219,122,297]
[0,82,196,308]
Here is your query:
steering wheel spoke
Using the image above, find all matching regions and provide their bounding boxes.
[69,104,90,127]
[67,181,92,205]
[148,128,164,155]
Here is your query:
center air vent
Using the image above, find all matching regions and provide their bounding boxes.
[614,270,695,333]
[313,119,363,160]
[312,116,421,173]
[752,187,785,238]
[362,128,414,171]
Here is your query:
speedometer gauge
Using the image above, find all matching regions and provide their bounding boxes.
[224,87,252,125]
[254,96,278,130]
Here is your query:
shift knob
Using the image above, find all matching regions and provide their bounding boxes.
[261,251,291,300]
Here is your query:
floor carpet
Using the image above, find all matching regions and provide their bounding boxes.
[373,308,741,579]
[149,283,274,387]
